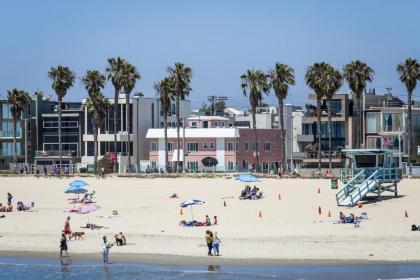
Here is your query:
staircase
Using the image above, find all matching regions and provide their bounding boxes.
[336,169,380,206]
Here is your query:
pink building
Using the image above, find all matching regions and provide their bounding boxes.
[145,116,283,172]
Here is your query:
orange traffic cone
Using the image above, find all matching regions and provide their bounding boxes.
[318,206,322,215]
[259,210,262,218]
[328,210,331,218]
[317,188,320,194]
[224,201,227,207]
[278,193,282,200]
[405,211,408,218]
[180,208,183,215]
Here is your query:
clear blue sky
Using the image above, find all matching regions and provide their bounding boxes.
[0,0,419,108]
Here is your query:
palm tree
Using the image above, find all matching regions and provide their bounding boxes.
[343,61,374,148]
[305,62,331,170]
[48,66,75,171]
[397,58,420,176]
[322,67,343,173]
[106,57,126,173]
[7,89,30,170]
[267,63,295,170]
[167,63,192,173]
[154,77,174,172]
[241,69,270,172]
[120,62,141,173]
[85,92,110,174]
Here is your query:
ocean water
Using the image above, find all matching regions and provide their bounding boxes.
[1,256,420,280]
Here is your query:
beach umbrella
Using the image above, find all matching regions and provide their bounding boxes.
[69,180,89,188]
[77,203,101,223]
[235,173,261,183]
[65,184,89,209]
[180,199,205,221]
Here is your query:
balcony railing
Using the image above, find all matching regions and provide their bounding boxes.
[35,150,79,157]
[297,134,314,142]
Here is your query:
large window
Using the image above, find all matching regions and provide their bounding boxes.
[151,142,158,151]
[2,104,12,119]
[264,142,271,151]
[187,142,198,152]
[366,137,381,149]
[329,100,342,114]
[383,113,403,132]
[1,122,21,138]
[367,112,380,133]
[167,142,173,151]
[227,142,234,151]
[320,122,345,138]
[1,142,21,156]
[187,161,198,171]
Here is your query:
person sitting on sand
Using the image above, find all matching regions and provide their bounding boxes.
[0,203,4,212]
[17,201,30,211]
[339,212,345,222]
[114,232,126,246]
[213,216,218,225]
[205,215,211,226]
[5,202,13,212]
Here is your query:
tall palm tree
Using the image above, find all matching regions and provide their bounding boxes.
[48,66,75,171]
[305,62,331,170]
[82,70,107,173]
[241,69,270,172]
[7,89,30,170]
[154,77,174,172]
[343,61,374,148]
[397,58,420,176]
[106,57,126,173]
[85,92,110,174]
[167,62,192,173]
[267,63,295,169]
[121,62,141,173]
[322,67,343,172]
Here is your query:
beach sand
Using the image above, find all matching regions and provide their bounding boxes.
[0,176,420,263]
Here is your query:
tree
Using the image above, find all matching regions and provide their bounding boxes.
[343,60,374,148]
[267,63,295,169]
[241,69,270,172]
[154,77,174,172]
[322,67,343,172]
[167,62,192,173]
[48,66,75,171]
[84,92,110,174]
[7,89,30,170]
[397,58,420,176]
[106,57,126,173]
[120,62,141,173]
[198,100,226,115]
[305,62,331,170]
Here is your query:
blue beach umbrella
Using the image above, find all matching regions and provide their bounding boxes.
[65,185,88,194]
[235,173,261,183]
[69,180,89,188]
[180,199,205,221]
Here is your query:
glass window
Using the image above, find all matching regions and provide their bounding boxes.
[187,142,198,152]
[167,142,173,151]
[2,104,12,119]
[209,142,214,149]
[367,112,380,133]
[227,142,234,151]
[244,142,249,151]
[1,142,21,156]
[366,137,381,149]
[203,142,208,149]
[228,161,234,171]
[187,161,198,171]
[264,142,271,151]
[382,113,403,132]
[151,142,158,151]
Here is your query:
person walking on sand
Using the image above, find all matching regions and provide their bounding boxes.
[102,236,113,265]
[63,216,71,237]
[60,232,68,258]
[212,232,221,256]
[205,230,213,256]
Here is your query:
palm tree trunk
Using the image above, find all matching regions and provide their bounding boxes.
[113,89,119,173]
[176,95,180,173]
[126,95,131,173]
[353,95,360,148]
[278,98,285,169]
[93,122,98,175]
[316,97,322,170]
[164,114,168,172]
[58,96,62,171]
[408,90,412,176]
[13,120,17,171]
[359,94,364,148]
[252,107,259,172]
[327,99,332,173]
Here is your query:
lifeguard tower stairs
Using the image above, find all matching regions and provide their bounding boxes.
[336,149,402,207]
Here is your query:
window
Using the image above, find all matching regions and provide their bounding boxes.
[227,161,234,171]
[209,142,214,149]
[252,142,259,152]
[187,142,198,152]
[366,137,381,149]
[203,142,208,149]
[1,122,21,138]
[367,112,380,133]
[191,122,197,128]
[235,142,239,151]
[227,142,234,151]
[221,122,225,127]
[2,104,12,119]
[214,122,218,127]
[167,142,173,151]
[187,161,198,171]
[1,142,21,156]
[264,142,271,151]
[244,142,249,151]
[151,142,158,151]
[272,142,276,150]
[382,113,403,132]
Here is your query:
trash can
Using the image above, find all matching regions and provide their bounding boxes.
[331,178,338,189]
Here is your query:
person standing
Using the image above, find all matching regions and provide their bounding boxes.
[102,236,112,265]
[43,165,47,177]
[60,232,68,258]
[7,193,12,204]
[212,232,221,256]
[205,230,213,256]
[63,216,71,237]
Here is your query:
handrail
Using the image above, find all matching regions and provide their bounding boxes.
[336,170,364,204]
[348,170,379,205]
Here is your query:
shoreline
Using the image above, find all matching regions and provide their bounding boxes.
[1,250,420,266]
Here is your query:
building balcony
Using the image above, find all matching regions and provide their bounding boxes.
[302,152,344,163]
[35,150,78,158]
[292,152,307,159]
[297,134,314,142]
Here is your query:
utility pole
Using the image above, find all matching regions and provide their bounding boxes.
[207,95,228,116]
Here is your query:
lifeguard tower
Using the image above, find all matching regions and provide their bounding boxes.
[336,149,402,206]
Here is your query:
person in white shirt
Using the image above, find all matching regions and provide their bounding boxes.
[102,236,112,265]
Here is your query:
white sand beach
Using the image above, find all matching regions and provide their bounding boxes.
[0,176,420,263]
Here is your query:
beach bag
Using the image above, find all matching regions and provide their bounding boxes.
[411,224,418,231]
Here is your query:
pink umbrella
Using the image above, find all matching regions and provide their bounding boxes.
[77,203,100,214]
